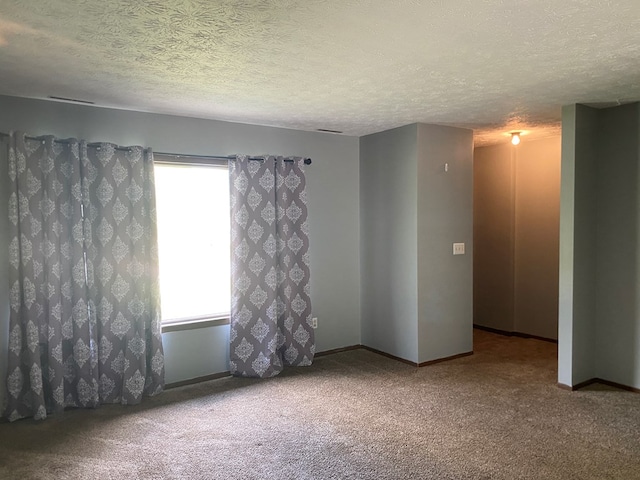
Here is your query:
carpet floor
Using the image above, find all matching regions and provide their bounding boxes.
[1,329,639,479]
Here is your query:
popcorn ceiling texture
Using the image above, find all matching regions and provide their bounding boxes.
[0,0,639,144]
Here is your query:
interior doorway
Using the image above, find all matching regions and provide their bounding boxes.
[472,135,562,342]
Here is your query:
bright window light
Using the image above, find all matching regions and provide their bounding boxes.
[154,163,230,323]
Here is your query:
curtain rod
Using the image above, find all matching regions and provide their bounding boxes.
[155,151,312,165]
[0,133,312,164]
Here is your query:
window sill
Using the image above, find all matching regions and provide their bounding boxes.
[161,315,230,333]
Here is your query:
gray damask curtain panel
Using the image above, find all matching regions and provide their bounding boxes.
[229,155,314,377]
[5,132,163,421]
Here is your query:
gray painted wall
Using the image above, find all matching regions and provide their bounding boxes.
[360,125,419,362]
[473,144,516,332]
[0,95,361,399]
[558,104,598,386]
[514,137,561,339]
[595,103,640,387]
[559,103,640,389]
[360,123,473,364]
[417,124,473,363]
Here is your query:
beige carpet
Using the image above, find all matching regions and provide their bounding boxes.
[1,329,639,479]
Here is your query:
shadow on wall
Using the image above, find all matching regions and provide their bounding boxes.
[595,104,640,387]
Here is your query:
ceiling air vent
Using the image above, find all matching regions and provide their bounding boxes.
[317,128,343,134]
[48,96,95,105]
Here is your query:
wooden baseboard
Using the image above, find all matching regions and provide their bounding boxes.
[418,351,474,367]
[166,345,360,388]
[361,345,473,368]
[315,345,362,357]
[557,378,596,391]
[360,345,418,366]
[165,345,359,388]
[595,378,640,393]
[473,324,558,344]
[165,371,231,389]
[164,343,473,389]
[558,378,640,393]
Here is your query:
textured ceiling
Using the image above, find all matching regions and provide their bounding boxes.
[0,1,639,145]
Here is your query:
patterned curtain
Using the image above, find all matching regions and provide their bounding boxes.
[229,155,314,377]
[5,132,164,421]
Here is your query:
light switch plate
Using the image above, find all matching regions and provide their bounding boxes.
[453,243,465,255]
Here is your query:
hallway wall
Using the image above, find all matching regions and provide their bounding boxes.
[474,136,561,339]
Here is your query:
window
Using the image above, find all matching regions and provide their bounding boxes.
[154,160,230,325]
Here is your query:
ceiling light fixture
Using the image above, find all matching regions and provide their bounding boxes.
[510,132,521,146]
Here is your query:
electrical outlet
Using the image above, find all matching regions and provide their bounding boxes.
[453,243,465,255]
[311,317,318,329]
